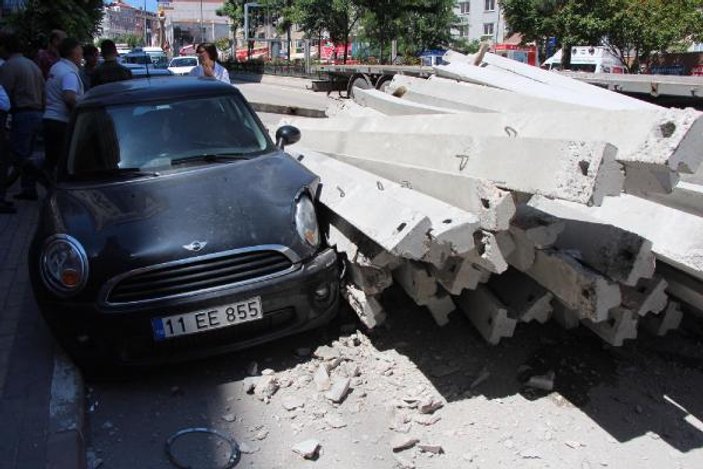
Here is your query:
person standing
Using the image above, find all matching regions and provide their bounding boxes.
[189,43,230,84]
[92,39,132,87]
[43,38,84,173]
[0,85,13,213]
[0,33,45,201]
[35,29,67,80]
[80,44,99,91]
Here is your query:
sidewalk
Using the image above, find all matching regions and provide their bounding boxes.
[0,194,85,469]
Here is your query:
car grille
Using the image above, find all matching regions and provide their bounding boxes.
[106,250,294,304]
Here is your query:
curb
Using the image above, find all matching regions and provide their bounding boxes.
[248,101,327,118]
[230,72,312,90]
[46,347,86,469]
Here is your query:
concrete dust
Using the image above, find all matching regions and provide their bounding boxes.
[87,285,703,468]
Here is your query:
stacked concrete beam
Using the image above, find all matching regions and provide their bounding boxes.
[290,129,624,206]
[281,48,702,345]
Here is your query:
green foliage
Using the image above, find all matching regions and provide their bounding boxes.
[110,34,143,49]
[215,37,232,52]
[451,38,481,55]
[501,0,703,71]
[602,0,703,71]
[5,0,104,54]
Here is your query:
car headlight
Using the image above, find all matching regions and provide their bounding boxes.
[40,234,89,296]
[295,195,320,248]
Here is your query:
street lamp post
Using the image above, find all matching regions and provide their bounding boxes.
[200,0,204,43]
[144,0,148,45]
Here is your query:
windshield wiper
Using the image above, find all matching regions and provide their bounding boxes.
[171,153,250,166]
[80,167,161,178]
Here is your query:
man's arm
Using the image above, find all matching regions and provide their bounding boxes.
[61,72,81,109]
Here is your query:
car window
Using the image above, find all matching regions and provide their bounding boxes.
[66,94,273,177]
[171,58,196,67]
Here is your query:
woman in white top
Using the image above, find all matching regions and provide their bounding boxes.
[189,43,230,85]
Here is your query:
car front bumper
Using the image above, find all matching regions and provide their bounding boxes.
[38,248,339,366]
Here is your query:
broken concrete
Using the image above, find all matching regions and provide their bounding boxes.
[393,261,438,306]
[583,307,639,346]
[342,284,386,329]
[526,250,621,322]
[621,277,669,316]
[424,291,456,326]
[488,268,554,324]
[530,197,656,286]
[430,256,484,295]
[456,286,517,345]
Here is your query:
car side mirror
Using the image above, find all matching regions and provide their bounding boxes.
[275,125,301,150]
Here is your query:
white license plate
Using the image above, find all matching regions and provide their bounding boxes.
[152,297,263,341]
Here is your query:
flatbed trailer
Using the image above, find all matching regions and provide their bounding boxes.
[311,64,433,97]
[311,63,703,108]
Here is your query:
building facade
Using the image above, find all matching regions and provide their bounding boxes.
[453,0,507,44]
[158,0,231,53]
[100,1,158,45]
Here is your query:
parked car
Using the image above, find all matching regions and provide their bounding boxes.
[122,49,169,69]
[29,77,339,377]
[168,56,198,76]
[121,62,174,79]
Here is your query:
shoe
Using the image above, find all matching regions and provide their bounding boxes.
[13,192,38,201]
[0,202,16,214]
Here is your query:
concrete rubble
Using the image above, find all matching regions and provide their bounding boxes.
[277,49,703,347]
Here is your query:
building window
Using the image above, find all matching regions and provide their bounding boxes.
[485,0,496,11]
[459,1,470,15]
[483,22,494,36]
[458,24,470,38]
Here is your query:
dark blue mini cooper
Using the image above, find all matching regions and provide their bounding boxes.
[29,78,339,376]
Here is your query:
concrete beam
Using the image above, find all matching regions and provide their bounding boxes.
[292,130,624,206]
[640,301,683,336]
[525,249,622,322]
[430,256,484,295]
[343,284,386,328]
[317,154,515,231]
[657,263,703,312]
[352,88,457,115]
[443,50,658,111]
[488,268,554,324]
[640,181,703,218]
[468,231,509,274]
[388,74,590,113]
[327,217,401,270]
[582,307,639,346]
[621,277,668,317]
[424,292,456,327]
[393,261,438,306]
[528,198,656,286]
[347,263,394,296]
[530,194,703,282]
[456,286,517,345]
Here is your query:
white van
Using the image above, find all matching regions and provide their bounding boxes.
[542,46,627,74]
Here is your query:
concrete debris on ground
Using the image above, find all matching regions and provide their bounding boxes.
[278,48,703,348]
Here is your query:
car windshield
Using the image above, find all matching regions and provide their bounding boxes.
[66,93,272,177]
[171,57,197,67]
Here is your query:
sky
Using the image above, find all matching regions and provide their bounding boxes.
[121,1,159,12]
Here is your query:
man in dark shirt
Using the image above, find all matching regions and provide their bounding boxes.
[92,40,132,87]
[0,33,45,201]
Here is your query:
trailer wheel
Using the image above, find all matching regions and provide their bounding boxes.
[375,75,393,93]
[347,73,372,99]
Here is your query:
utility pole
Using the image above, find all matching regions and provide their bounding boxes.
[144,0,148,45]
[200,0,204,43]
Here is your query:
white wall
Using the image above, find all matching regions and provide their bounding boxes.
[452,0,507,44]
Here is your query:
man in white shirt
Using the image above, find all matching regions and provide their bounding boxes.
[189,43,230,85]
[0,85,13,213]
[43,37,84,173]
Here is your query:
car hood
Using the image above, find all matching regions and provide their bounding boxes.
[168,66,195,75]
[44,152,319,280]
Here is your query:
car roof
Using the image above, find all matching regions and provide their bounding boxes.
[79,77,239,108]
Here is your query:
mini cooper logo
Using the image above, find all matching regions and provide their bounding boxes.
[183,241,207,252]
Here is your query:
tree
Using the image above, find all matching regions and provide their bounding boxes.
[602,0,703,72]
[5,0,104,55]
[502,0,609,68]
